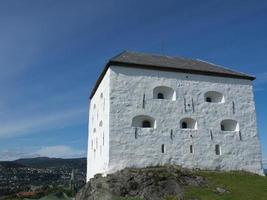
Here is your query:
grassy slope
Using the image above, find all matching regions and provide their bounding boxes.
[112,171,267,200]
[185,171,267,200]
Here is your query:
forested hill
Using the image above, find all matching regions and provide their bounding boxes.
[13,157,86,168]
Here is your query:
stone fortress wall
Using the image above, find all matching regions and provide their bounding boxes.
[87,65,264,181]
[108,66,263,176]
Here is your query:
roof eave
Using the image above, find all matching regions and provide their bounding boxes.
[89,61,256,99]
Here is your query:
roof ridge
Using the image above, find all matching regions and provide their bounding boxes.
[113,50,188,61]
[109,50,129,61]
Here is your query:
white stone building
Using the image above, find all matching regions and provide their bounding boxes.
[87,51,264,181]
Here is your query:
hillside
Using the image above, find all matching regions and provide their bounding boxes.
[76,165,267,200]
[0,157,86,198]
[14,157,86,168]
[0,157,86,169]
[0,161,25,168]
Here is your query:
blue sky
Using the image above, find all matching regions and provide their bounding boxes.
[0,0,266,167]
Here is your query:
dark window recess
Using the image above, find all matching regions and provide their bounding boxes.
[142,120,151,128]
[221,125,225,131]
[184,97,187,112]
[142,94,146,109]
[232,101,235,114]
[161,144,165,153]
[215,144,221,155]
[170,129,173,140]
[239,131,242,141]
[157,93,164,99]
[206,97,212,102]
[135,128,138,139]
[190,145,193,153]
[210,130,213,140]
[182,122,187,129]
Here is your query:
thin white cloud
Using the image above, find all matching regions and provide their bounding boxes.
[0,107,86,139]
[0,149,39,161]
[0,145,86,161]
[36,145,86,158]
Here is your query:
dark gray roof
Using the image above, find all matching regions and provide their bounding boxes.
[90,51,255,99]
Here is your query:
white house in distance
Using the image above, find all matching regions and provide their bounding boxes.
[87,51,264,181]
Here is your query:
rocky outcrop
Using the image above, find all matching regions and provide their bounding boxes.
[76,165,206,200]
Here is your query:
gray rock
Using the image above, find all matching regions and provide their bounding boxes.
[76,165,207,200]
[216,187,229,194]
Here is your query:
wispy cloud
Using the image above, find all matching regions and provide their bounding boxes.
[36,145,86,158]
[0,149,39,161]
[0,145,86,161]
[0,106,86,139]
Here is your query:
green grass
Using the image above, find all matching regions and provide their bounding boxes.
[112,198,144,200]
[185,171,267,200]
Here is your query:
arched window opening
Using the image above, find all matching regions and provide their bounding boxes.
[132,115,156,128]
[221,119,239,131]
[142,120,151,128]
[204,91,224,103]
[157,93,164,99]
[182,122,187,129]
[206,97,212,102]
[99,120,103,127]
[215,144,221,155]
[180,118,197,130]
[153,86,176,100]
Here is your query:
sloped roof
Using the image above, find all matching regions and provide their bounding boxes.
[90,51,255,99]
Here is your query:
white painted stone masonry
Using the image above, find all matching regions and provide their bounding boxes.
[87,65,264,181]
